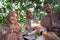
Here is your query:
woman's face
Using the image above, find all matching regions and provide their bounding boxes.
[26,11,32,19]
[9,13,18,24]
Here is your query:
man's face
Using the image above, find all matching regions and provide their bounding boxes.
[9,13,18,24]
[26,11,32,19]
[44,3,52,14]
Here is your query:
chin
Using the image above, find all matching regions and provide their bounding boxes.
[46,9,50,12]
[46,11,51,13]
[47,12,50,14]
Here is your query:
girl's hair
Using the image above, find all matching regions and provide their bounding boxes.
[44,2,51,5]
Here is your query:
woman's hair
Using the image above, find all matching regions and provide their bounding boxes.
[7,11,18,19]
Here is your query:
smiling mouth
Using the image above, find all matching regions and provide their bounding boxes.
[46,9,51,12]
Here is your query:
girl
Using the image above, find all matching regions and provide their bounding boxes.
[0,11,24,40]
[24,9,38,40]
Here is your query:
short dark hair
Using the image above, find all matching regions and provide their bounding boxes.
[44,2,51,5]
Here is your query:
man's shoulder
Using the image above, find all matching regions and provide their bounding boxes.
[53,12,60,15]
[53,12,60,20]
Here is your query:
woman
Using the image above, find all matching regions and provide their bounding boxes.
[23,9,38,40]
[0,11,24,40]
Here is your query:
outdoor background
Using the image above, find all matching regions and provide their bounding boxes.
[0,0,60,38]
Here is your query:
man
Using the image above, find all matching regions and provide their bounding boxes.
[41,2,60,39]
[41,2,53,31]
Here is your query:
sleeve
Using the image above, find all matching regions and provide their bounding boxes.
[40,17,47,35]
[39,27,47,35]
[41,27,47,32]
[41,17,48,30]
[0,27,3,40]
[24,20,29,30]
[41,17,45,26]
[24,20,27,28]
[18,32,24,40]
[28,30,37,36]
[24,20,28,26]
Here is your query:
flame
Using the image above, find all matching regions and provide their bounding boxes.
[31,20,37,27]
[31,20,41,28]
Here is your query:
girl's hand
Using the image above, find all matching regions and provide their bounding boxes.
[25,25,30,30]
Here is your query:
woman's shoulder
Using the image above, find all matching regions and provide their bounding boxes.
[0,25,3,29]
[0,25,3,32]
[0,24,7,30]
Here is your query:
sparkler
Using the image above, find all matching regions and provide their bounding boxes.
[31,20,41,28]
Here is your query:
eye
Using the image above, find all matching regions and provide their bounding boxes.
[11,14,15,17]
[12,14,18,19]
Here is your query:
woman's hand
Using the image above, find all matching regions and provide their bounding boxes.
[6,28,14,34]
[25,25,30,30]
[5,28,13,37]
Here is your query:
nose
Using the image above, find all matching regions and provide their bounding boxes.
[45,7,49,9]
[13,17,17,21]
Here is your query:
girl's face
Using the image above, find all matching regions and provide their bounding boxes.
[26,11,32,19]
[9,13,18,24]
